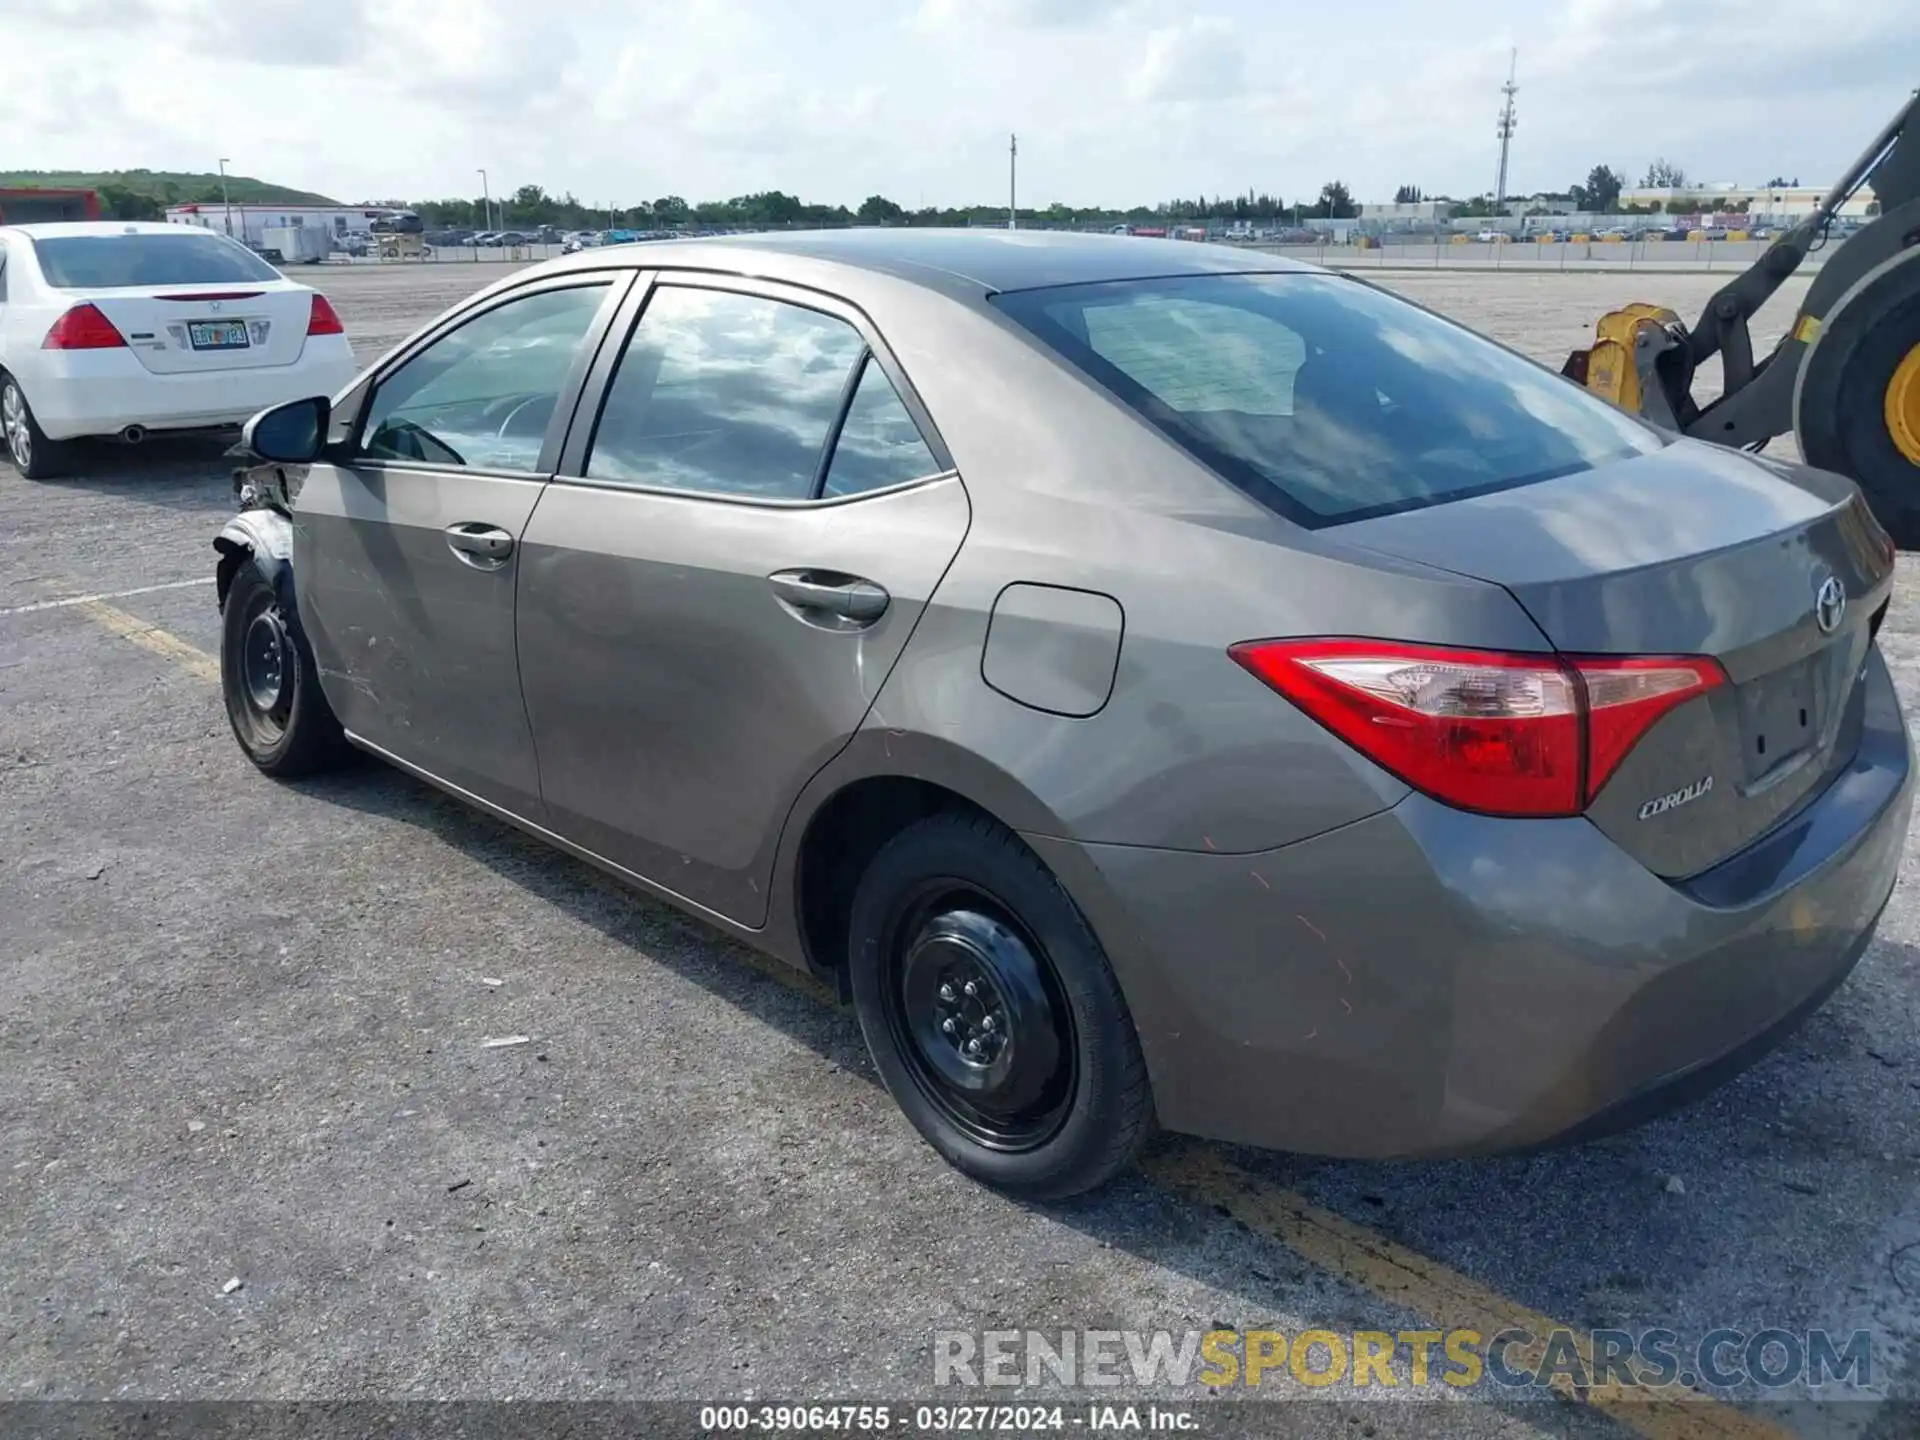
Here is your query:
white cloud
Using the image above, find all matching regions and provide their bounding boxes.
[2,0,1915,211]
[1127,17,1245,103]
[916,0,1130,31]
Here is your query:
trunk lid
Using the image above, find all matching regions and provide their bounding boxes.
[1337,441,1895,877]
[86,284,313,375]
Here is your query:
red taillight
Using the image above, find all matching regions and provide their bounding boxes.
[1574,655,1726,799]
[42,303,126,350]
[1230,639,1725,818]
[306,294,344,336]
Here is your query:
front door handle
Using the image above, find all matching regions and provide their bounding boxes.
[768,570,890,625]
[444,522,514,569]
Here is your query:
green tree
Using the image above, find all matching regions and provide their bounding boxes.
[1318,180,1356,219]
[1571,164,1623,213]
[1393,184,1423,205]
[856,194,905,224]
[1641,157,1686,188]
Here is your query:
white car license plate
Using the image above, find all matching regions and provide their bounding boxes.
[187,320,250,351]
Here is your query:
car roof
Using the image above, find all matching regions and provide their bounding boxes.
[538,227,1319,299]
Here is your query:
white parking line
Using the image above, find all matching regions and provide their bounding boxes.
[0,576,213,617]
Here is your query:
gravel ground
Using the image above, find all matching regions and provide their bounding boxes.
[2,262,1918,1439]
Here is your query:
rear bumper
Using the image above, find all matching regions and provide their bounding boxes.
[23,343,356,440]
[1034,647,1912,1159]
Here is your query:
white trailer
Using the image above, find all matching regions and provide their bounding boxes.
[260,226,331,265]
[165,204,383,249]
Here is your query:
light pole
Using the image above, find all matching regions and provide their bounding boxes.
[1008,133,1018,230]
[477,168,492,232]
[218,157,233,238]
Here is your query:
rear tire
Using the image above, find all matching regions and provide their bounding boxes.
[847,812,1154,1199]
[219,562,347,776]
[1,375,72,481]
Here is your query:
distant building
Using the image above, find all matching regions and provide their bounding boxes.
[165,203,394,247]
[0,187,102,224]
[1359,199,1447,224]
[1617,182,1876,220]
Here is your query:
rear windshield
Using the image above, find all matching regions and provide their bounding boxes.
[31,232,281,289]
[992,273,1663,526]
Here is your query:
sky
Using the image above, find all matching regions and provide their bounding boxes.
[4,0,1916,210]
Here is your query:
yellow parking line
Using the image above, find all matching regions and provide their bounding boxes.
[1142,1141,1792,1440]
[77,599,220,683]
[67,599,1789,1439]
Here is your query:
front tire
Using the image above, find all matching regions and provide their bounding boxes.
[1,375,72,481]
[220,562,346,776]
[847,812,1154,1199]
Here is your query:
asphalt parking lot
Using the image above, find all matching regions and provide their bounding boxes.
[4,261,1920,1438]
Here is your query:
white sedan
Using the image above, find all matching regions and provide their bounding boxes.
[0,222,358,479]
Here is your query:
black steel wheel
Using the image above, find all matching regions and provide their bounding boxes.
[219,561,346,776]
[848,812,1153,1198]
[883,886,1076,1153]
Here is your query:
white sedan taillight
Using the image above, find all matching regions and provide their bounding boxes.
[42,304,127,350]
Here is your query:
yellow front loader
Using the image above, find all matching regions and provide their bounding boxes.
[1563,89,1920,544]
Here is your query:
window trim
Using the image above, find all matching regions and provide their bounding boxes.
[347,271,633,480]
[0,246,9,305]
[553,269,954,508]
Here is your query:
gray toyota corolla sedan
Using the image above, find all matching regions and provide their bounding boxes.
[215,230,1911,1197]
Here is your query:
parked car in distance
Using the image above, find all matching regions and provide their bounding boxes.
[0,221,358,479]
[213,230,1908,1198]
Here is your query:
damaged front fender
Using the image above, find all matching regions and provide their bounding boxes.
[213,507,295,613]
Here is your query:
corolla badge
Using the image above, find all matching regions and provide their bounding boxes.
[1815,575,1847,634]
[1639,775,1712,821]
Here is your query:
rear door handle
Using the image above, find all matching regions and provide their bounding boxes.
[768,570,890,625]
[444,522,514,568]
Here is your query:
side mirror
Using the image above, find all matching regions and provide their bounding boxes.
[243,396,330,464]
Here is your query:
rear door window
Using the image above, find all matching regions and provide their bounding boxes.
[821,357,942,498]
[584,286,868,500]
[993,273,1662,526]
[30,232,281,288]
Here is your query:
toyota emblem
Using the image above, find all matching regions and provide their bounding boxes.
[1814,575,1847,634]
